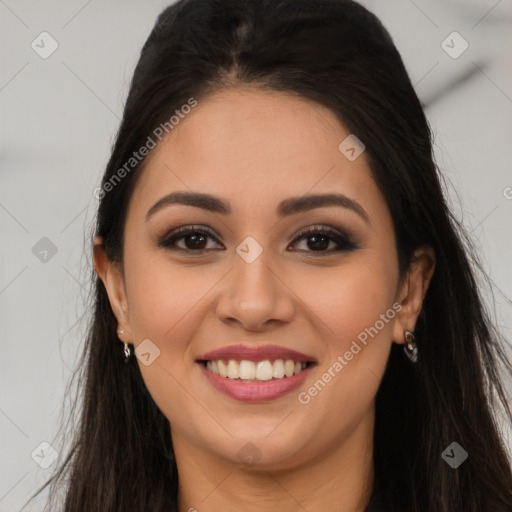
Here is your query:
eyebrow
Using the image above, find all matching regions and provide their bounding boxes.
[145,191,370,224]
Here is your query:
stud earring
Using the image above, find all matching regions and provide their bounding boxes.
[403,330,418,363]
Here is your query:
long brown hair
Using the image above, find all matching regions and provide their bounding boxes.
[26,1,512,510]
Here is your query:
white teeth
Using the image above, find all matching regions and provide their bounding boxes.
[284,359,295,377]
[204,358,309,381]
[255,360,273,381]
[239,360,256,380]
[272,359,285,378]
[218,360,228,377]
[227,360,239,379]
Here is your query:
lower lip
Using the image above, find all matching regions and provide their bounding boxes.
[197,362,314,402]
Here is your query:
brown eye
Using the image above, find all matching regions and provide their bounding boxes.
[306,233,330,251]
[158,226,223,252]
[183,233,208,250]
[289,226,358,253]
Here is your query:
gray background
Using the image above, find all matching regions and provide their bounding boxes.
[1,1,511,510]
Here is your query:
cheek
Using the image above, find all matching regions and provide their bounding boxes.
[293,246,399,412]
[124,249,216,341]
[122,252,217,425]
[298,251,399,348]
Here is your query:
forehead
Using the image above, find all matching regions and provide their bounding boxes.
[128,88,384,220]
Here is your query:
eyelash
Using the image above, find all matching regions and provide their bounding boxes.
[157,224,358,255]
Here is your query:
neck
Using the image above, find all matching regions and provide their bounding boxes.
[173,406,375,512]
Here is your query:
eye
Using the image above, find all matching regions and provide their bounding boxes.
[157,224,358,255]
[158,225,223,253]
[288,225,358,253]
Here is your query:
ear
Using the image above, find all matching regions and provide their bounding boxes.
[92,235,132,342]
[392,245,435,345]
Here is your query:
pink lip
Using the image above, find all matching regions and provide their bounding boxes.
[196,344,317,364]
[198,362,314,402]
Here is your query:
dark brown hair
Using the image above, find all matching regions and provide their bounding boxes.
[27,1,512,510]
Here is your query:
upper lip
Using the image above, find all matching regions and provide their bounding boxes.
[197,344,318,363]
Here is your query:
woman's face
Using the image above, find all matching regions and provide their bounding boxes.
[96,88,428,470]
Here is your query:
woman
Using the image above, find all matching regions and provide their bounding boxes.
[28,0,512,510]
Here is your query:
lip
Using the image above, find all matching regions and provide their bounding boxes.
[196,344,318,364]
[198,361,315,402]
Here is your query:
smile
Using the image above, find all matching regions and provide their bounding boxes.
[203,359,311,381]
[196,344,317,401]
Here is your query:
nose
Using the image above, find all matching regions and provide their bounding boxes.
[215,247,295,332]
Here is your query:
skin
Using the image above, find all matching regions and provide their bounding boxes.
[94,88,435,512]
